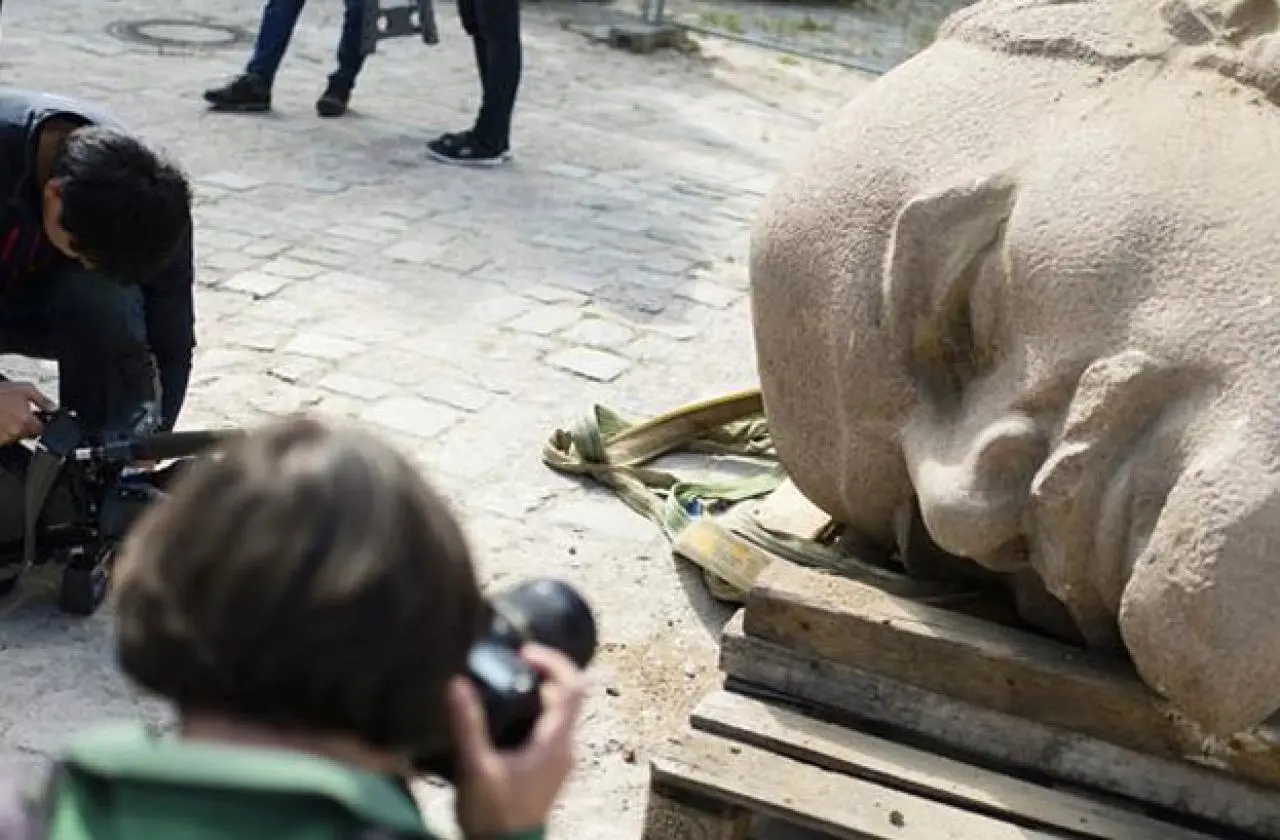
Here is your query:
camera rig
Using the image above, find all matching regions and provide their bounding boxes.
[0,409,234,616]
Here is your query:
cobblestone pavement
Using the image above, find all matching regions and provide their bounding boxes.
[0,1,869,836]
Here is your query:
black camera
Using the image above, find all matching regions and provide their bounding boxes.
[415,578,598,780]
[0,408,231,616]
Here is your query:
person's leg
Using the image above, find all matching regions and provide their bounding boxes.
[36,266,158,438]
[316,0,370,117]
[205,0,309,112]
[426,0,521,165]
[469,0,522,152]
[458,0,488,91]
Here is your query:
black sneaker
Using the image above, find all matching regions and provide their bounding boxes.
[203,74,271,113]
[316,82,351,118]
[425,131,511,167]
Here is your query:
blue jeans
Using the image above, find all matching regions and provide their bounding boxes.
[245,0,367,90]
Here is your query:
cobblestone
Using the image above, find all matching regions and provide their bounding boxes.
[362,396,462,439]
[318,372,396,401]
[281,333,368,361]
[0,0,871,835]
[260,257,327,279]
[506,305,584,336]
[221,269,292,299]
[548,346,634,382]
[562,316,637,349]
[675,278,740,309]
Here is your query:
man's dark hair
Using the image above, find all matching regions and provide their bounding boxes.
[50,125,192,281]
[111,415,488,759]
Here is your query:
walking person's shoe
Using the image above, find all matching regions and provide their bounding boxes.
[203,75,272,113]
[425,131,511,167]
[315,82,351,118]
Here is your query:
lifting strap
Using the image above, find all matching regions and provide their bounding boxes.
[542,389,976,605]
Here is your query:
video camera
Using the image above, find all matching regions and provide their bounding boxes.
[414,578,598,781]
[0,408,231,616]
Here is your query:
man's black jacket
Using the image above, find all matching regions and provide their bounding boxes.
[0,88,195,429]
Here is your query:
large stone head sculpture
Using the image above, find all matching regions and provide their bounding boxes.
[750,0,1280,735]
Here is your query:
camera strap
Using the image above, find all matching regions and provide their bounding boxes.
[21,444,65,573]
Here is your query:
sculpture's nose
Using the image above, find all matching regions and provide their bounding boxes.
[904,412,1047,565]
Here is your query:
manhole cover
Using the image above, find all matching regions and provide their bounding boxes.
[106,19,252,50]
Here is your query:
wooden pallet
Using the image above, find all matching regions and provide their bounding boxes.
[712,561,1280,838]
[643,687,1224,840]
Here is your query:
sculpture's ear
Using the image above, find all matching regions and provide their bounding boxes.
[880,169,1019,368]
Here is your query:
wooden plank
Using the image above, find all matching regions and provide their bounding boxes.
[720,612,1280,839]
[742,562,1280,792]
[651,729,1073,840]
[643,782,751,840]
[692,689,1217,840]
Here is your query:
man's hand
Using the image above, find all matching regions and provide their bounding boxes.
[0,382,54,445]
[448,643,587,838]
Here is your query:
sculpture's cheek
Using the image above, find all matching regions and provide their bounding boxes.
[1121,424,1280,734]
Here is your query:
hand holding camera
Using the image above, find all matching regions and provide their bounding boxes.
[448,643,587,837]
[439,578,597,837]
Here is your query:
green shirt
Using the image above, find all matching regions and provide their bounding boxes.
[41,723,544,840]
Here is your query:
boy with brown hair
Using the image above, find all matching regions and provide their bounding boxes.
[13,414,585,839]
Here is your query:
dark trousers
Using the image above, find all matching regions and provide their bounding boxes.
[459,0,522,151]
[0,264,156,436]
[245,0,367,90]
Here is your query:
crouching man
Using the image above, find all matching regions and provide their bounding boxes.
[20,415,585,839]
[0,88,195,443]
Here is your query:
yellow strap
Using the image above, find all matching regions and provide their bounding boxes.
[543,390,981,606]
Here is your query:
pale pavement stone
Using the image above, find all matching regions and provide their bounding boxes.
[223,270,291,299]
[218,317,290,352]
[647,322,701,341]
[198,172,263,192]
[676,279,739,310]
[547,347,633,382]
[268,355,326,385]
[524,285,589,306]
[562,317,636,350]
[319,373,395,401]
[286,247,354,268]
[417,378,494,413]
[249,383,324,415]
[199,251,258,275]
[384,240,448,264]
[242,240,291,259]
[426,241,491,275]
[541,162,595,179]
[261,258,326,279]
[282,333,367,361]
[530,234,595,253]
[469,295,539,326]
[327,224,399,245]
[506,305,583,336]
[362,397,461,439]
[198,229,256,251]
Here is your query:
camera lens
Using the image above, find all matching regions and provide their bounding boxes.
[490,578,597,669]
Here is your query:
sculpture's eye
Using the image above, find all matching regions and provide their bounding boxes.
[914,244,1000,409]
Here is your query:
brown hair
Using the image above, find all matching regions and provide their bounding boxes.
[111,414,486,758]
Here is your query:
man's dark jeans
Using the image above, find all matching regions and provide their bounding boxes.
[245,0,367,90]
[459,0,522,151]
[0,265,155,436]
